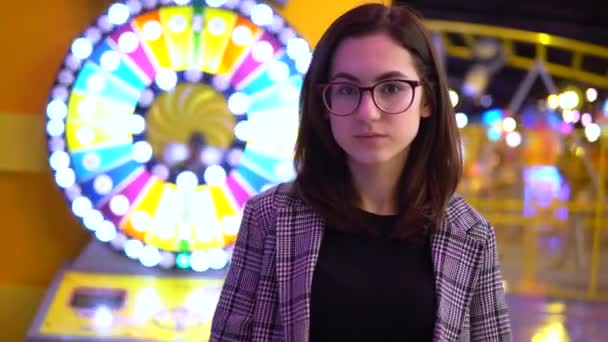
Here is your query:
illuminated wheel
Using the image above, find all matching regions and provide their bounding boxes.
[45,0,311,271]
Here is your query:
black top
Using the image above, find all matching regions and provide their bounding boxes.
[309,210,437,341]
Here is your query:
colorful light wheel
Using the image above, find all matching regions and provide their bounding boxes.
[45,0,311,271]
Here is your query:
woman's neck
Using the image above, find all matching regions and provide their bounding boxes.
[348,159,405,215]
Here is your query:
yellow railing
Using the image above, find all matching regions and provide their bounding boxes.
[425,20,608,88]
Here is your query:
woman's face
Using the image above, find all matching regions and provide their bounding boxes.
[326,32,430,171]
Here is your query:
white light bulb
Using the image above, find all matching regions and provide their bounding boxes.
[125,239,144,259]
[47,99,68,120]
[250,3,273,26]
[96,221,117,242]
[231,25,252,46]
[71,38,93,60]
[251,41,274,62]
[108,3,130,25]
[176,171,199,190]
[143,20,163,41]
[76,126,96,146]
[227,92,251,115]
[46,119,65,137]
[455,112,469,128]
[94,174,113,195]
[77,98,97,119]
[49,151,70,171]
[131,211,152,232]
[109,194,131,216]
[128,114,146,134]
[100,51,121,72]
[208,18,226,36]
[118,32,139,53]
[82,153,101,171]
[55,168,76,188]
[267,61,290,83]
[204,165,227,185]
[140,245,161,267]
[234,120,251,141]
[132,141,154,163]
[206,0,226,7]
[72,196,93,218]
[155,69,178,91]
[169,15,187,33]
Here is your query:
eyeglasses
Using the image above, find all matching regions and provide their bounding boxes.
[319,79,422,116]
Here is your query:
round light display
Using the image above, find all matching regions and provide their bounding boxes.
[46,0,309,270]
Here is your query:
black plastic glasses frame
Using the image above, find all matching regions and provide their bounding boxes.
[319,79,423,116]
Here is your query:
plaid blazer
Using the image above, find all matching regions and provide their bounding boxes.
[210,183,512,341]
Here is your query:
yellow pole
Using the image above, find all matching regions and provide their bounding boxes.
[589,130,607,296]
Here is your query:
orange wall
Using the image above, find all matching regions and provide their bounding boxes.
[0,0,114,114]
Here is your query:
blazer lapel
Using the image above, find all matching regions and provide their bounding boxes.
[431,220,485,341]
[276,204,324,342]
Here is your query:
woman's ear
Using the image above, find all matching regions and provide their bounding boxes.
[421,103,431,118]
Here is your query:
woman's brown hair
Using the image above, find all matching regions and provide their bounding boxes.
[293,3,462,239]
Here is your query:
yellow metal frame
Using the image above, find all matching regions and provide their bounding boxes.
[425,20,608,88]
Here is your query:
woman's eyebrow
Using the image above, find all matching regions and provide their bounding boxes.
[329,71,410,82]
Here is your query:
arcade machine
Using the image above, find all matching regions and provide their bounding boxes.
[28,0,311,340]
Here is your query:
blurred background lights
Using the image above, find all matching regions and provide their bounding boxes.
[455,112,469,128]
[176,171,199,190]
[204,165,227,185]
[55,168,76,188]
[109,195,130,216]
[231,25,253,45]
[71,196,93,218]
[125,239,144,259]
[250,3,273,26]
[93,174,113,195]
[118,32,139,53]
[155,69,178,91]
[585,123,601,142]
[92,306,113,328]
[547,94,559,109]
[286,37,309,60]
[100,51,121,72]
[449,89,459,107]
[140,245,161,267]
[49,151,70,171]
[558,90,580,110]
[227,92,251,115]
[131,211,152,232]
[132,141,153,163]
[206,0,227,7]
[108,3,130,25]
[47,99,68,120]
[251,41,274,62]
[505,131,522,148]
[71,38,93,60]
[208,18,227,35]
[585,88,598,102]
[142,20,163,40]
[502,117,517,132]
[96,221,117,242]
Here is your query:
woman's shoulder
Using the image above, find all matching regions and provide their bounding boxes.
[246,181,305,213]
[445,193,495,243]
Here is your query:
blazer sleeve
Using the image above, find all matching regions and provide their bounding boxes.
[210,196,266,341]
[470,224,513,341]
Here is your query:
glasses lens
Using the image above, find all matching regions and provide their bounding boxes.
[324,83,360,115]
[373,80,414,113]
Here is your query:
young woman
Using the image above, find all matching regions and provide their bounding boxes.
[211,3,512,341]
